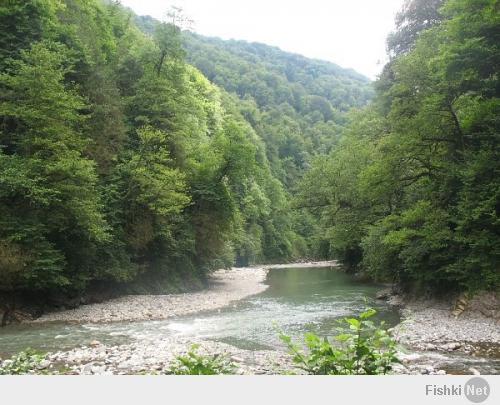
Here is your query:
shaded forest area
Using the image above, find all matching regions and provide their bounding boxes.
[0,0,370,311]
[296,0,499,292]
[0,0,498,317]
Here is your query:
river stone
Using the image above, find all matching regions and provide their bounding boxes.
[117,363,130,370]
[443,342,461,351]
[469,367,481,375]
[36,360,51,370]
[82,363,94,374]
[376,288,391,300]
[11,263,499,376]
[91,365,106,375]
[391,364,408,374]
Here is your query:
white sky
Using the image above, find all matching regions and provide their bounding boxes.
[119,0,405,79]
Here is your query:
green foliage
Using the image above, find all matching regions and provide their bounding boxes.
[298,0,500,293]
[0,0,62,70]
[166,344,235,375]
[362,202,455,288]
[0,39,107,292]
[2,0,344,299]
[2,0,496,300]
[121,126,190,218]
[387,0,444,56]
[182,33,373,111]
[181,32,372,188]
[0,349,48,375]
[279,308,398,375]
[177,30,375,260]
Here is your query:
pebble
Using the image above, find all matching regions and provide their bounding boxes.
[393,305,500,353]
[36,360,51,370]
[32,267,273,324]
[469,368,481,375]
[8,262,499,376]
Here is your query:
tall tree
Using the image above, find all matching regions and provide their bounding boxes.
[0,41,107,293]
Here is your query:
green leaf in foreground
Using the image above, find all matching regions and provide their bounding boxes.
[279,308,399,375]
[0,349,48,375]
[166,344,235,375]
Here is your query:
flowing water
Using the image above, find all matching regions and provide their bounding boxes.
[0,267,398,356]
[0,266,498,373]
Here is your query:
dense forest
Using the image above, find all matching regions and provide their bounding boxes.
[297,0,499,292]
[183,33,374,185]
[136,14,374,187]
[0,0,498,311]
[0,0,370,306]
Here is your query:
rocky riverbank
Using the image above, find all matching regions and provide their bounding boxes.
[32,261,337,324]
[32,338,296,375]
[6,262,336,375]
[386,292,500,374]
[38,340,459,375]
[394,304,499,351]
[2,262,497,375]
[33,267,269,324]
[3,330,480,376]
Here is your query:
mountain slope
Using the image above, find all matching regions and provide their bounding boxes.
[0,0,309,307]
[183,32,373,111]
[134,15,374,186]
[134,14,375,259]
[180,32,374,187]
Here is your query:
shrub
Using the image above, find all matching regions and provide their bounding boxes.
[279,308,398,375]
[166,344,235,375]
[0,349,48,375]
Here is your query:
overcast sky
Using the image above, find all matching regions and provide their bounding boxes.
[119,0,405,79]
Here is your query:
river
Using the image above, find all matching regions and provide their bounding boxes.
[0,266,498,374]
[0,267,398,355]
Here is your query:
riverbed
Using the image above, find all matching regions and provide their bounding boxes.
[0,264,498,375]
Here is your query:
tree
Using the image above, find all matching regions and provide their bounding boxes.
[0,41,107,293]
[387,0,444,56]
[298,0,500,292]
[0,0,61,70]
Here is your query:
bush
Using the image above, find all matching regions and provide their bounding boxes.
[0,349,48,375]
[279,308,398,375]
[166,344,235,375]
[361,202,465,291]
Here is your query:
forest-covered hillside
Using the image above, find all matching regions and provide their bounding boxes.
[0,0,498,311]
[182,34,372,110]
[135,15,374,187]
[182,33,374,187]
[297,0,499,293]
[0,0,372,306]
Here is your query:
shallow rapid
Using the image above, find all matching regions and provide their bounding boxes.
[1,267,498,374]
[0,267,398,355]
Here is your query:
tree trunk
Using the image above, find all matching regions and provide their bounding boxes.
[1,293,15,327]
[1,304,11,327]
